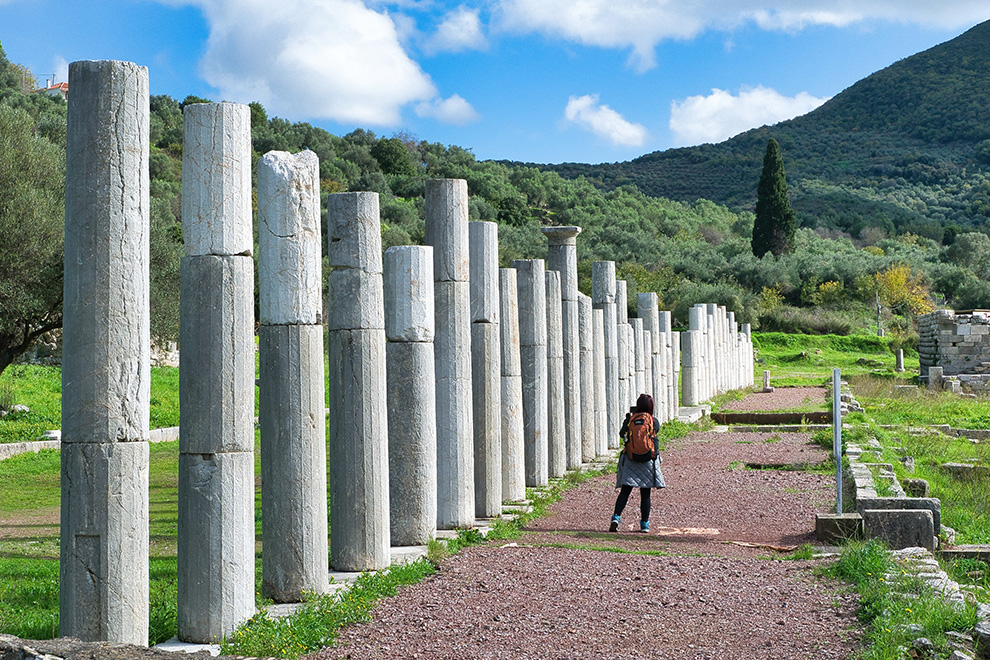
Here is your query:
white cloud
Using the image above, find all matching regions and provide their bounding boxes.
[424,6,488,54]
[52,56,69,85]
[165,0,438,125]
[415,93,480,125]
[495,0,990,71]
[669,85,829,146]
[564,94,647,147]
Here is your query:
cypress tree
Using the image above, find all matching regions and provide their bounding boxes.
[752,138,796,258]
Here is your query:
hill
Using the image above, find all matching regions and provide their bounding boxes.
[541,20,990,242]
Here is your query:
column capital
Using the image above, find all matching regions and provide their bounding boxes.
[541,226,582,245]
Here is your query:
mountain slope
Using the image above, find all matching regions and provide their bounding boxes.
[541,20,990,240]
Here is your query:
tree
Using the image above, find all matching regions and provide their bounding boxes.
[752,138,796,258]
[0,103,65,376]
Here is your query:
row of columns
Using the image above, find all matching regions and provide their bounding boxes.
[59,59,755,648]
[681,303,756,405]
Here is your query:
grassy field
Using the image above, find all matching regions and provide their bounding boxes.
[753,332,914,387]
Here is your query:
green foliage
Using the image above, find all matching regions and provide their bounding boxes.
[753,139,797,257]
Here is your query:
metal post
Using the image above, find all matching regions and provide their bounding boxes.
[832,368,842,514]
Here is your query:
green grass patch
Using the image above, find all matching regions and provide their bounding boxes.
[753,332,914,387]
[854,374,990,429]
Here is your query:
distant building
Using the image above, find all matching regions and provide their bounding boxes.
[35,80,68,101]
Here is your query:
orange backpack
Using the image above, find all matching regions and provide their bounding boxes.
[624,412,656,463]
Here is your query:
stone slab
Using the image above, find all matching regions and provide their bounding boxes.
[863,508,935,551]
[856,496,942,532]
[815,513,863,544]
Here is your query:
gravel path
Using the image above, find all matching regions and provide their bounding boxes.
[319,388,863,659]
[719,387,827,412]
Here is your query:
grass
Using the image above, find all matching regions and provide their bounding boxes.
[753,332,915,387]
[854,373,990,429]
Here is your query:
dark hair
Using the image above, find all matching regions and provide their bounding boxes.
[636,393,654,416]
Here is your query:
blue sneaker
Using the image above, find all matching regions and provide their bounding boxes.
[640,520,650,533]
[609,515,620,532]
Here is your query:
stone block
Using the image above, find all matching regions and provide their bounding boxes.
[181,102,252,257]
[856,496,941,534]
[179,255,255,454]
[472,322,502,518]
[177,450,255,642]
[259,324,328,602]
[60,441,149,645]
[902,478,929,497]
[328,328,391,569]
[470,221,500,323]
[387,341,437,546]
[863,508,935,551]
[814,513,863,544]
[327,192,383,273]
[384,246,434,342]
[425,179,469,282]
[975,603,990,660]
[257,150,322,325]
[327,268,385,331]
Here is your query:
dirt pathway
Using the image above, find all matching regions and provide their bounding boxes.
[318,389,863,659]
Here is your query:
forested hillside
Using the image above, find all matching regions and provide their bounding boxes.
[3,34,990,374]
[542,20,990,242]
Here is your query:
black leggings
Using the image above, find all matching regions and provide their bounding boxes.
[613,485,651,521]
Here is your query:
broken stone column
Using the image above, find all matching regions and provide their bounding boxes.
[426,179,475,529]
[499,268,526,502]
[327,192,390,570]
[513,259,548,487]
[592,308,607,456]
[896,349,905,372]
[543,227,582,471]
[616,280,630,413]
[592,262,619,449]
[257,150,328,603]
[61,59,150,646]
[384,246,437,546]
[470,222,502,518]
[177,101,255,643]
[578,293,596,463]
[545,270,567,478]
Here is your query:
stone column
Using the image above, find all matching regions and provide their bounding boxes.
[592,308,607,456]
[426,179,475,529]
[499,268,526,502]
[896,349,905,372]
[177,102,255,643]
[592,262,619,449]
[545,270,566,478]
[470,222,502,518]
[542,227,582,471]
[384,246,437,546]
[638,294,662,419]
[671,330,682,418]
[632,317,646,400]
[616,280,630,414]
[257,150,327,603]
[681,331,700,406]
[327,192,389,570]
[513,259,548,487]
[727,311,738,390]
[743,324,754,387]
[578,293,596,463]
[61,60,150,646]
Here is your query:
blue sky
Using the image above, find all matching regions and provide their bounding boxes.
[2,0,989,164]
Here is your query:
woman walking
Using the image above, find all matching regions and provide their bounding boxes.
[610,393,665,533]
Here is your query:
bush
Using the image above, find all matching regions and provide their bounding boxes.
[758,305,858,335]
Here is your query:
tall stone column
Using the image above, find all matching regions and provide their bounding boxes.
[426,179,475,529]
[660,312,676,420]
[671,330,682,418]
[637,294,662,412]
[592,262,619,449]
[592,308,607,456]
[61,59,150,646]
[257,150,327,603]
[545,270,566,478]
[499,268,526,502]
[577,293,596,463]
[384,246,437,545]
[681,331,700,406]
[616,280,630,414]
[743,324,754,386]
[177,102,255,643]
[513,259,548,487]
[327,192,390,570]
[542,227,582,470]
[631,317,646,400]
[470,222,502,518]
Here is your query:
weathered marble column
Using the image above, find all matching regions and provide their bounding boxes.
[896,348,905,372]
[660,312,677,420]
[616,280,630,414]
[328,192,390,570]
[578,293,596,463]
[681,330,701,406]
[671,330,682,418]
[545,270,567,478]
[632,317,646,400]
[637,294,663,420]
[499,268,526,502]
[470,222,502,518]
[257,150,327,603]
[384,246,437,545]
[592,262,619,449]
[61,59,150,646]
[743,324,754,387]
[426,179,475,529]
[177,102,255,643]
[542,227,582,470]
[513,259,548,487]
[592,308,608,456]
